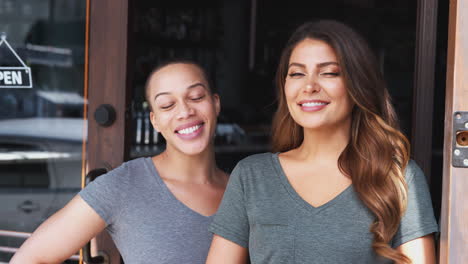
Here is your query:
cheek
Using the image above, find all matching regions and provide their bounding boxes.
[153,114,172,131]
[198,102,217,118]
[284,81,300,101]
[327,84,354,113]
[325,81,348,100]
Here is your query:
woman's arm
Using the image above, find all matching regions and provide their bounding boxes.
[10,195,106,264]
[206,235,248,264]
[396,234,436,264]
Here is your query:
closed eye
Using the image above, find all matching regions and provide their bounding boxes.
[288,72,305,78]
[190,95,205,101]
[160,103,174,110]
[321,72,340,77]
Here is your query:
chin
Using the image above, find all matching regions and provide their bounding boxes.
[174,140,211,156]
[295,119,327,129]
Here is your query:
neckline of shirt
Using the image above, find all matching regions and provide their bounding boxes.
[270,152,354,214]
[144,157,215,219]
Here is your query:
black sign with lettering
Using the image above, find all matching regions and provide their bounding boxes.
[0,68,32,88]
[0,34,33,88]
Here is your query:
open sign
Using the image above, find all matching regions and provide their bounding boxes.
[0,34,33,88]
[0,68,32,88]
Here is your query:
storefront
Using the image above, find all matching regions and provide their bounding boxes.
[0,0,466,263]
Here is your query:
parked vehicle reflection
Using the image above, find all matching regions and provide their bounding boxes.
[0,118,84,262]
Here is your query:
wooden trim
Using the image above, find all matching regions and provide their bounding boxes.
[88,0,131,170]
[439,0,468,263]
[81,0,90,190]
[87,0,131,263]
[79,1,90,262]
[412,0,438,182]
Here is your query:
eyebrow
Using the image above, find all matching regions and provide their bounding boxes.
[288,61,339,69]
[153,82,207,102]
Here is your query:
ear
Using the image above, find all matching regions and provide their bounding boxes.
[212,93,221,117]
[150,111,160,132]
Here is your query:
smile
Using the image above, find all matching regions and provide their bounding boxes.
[174,122,205,140]
[300,102,328,107]
[298,100,329,112]
[177,124,202,134]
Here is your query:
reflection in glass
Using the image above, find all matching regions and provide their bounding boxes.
[0,1,86,262]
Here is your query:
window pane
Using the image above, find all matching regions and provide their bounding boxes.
[0,1,86,262]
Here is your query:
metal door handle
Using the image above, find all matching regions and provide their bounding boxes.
[82,168,108,264]
[18,200,40,213]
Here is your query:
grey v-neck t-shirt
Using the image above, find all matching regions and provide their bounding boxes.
[79,157,214,264]
[209,153,438,264]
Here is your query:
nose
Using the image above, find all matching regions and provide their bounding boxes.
[177,102,195,119]
[304,77,320,93]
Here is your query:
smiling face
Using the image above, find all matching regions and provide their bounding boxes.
[147,63,220,156]
[284,38,354,132]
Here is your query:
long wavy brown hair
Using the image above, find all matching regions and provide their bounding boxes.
[272,20,411,263]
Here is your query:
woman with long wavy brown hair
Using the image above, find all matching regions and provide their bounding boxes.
[206,20,438,263]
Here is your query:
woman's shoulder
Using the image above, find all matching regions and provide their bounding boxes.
[229,152,280,186]
[94,157,151,183]
[235,152,276,168]
[121,157,150,170]
[404,159,425,183]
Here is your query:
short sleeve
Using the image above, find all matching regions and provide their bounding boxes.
[392,160,439,248]
[209,162,249,248]
[78,163,129,227]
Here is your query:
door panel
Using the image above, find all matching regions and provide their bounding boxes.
[439,0,468,262]
[86,0,131,262]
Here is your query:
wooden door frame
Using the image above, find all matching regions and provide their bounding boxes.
[86,0,132,262]
[439,0,468,262]
[88,0,131,170]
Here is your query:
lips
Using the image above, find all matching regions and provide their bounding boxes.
[175,121,205,140]
[177,124,202,134]
[298,100,329,112]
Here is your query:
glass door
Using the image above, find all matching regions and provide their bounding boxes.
[0,0,86,263]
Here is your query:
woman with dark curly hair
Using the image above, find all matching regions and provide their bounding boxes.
[207,20,437,264]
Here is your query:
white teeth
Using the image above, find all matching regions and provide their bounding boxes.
[301,102,327,107]
[178,124,201,134]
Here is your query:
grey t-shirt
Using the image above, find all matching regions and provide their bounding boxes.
[209,153,438,264]
[79,157,214,264]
